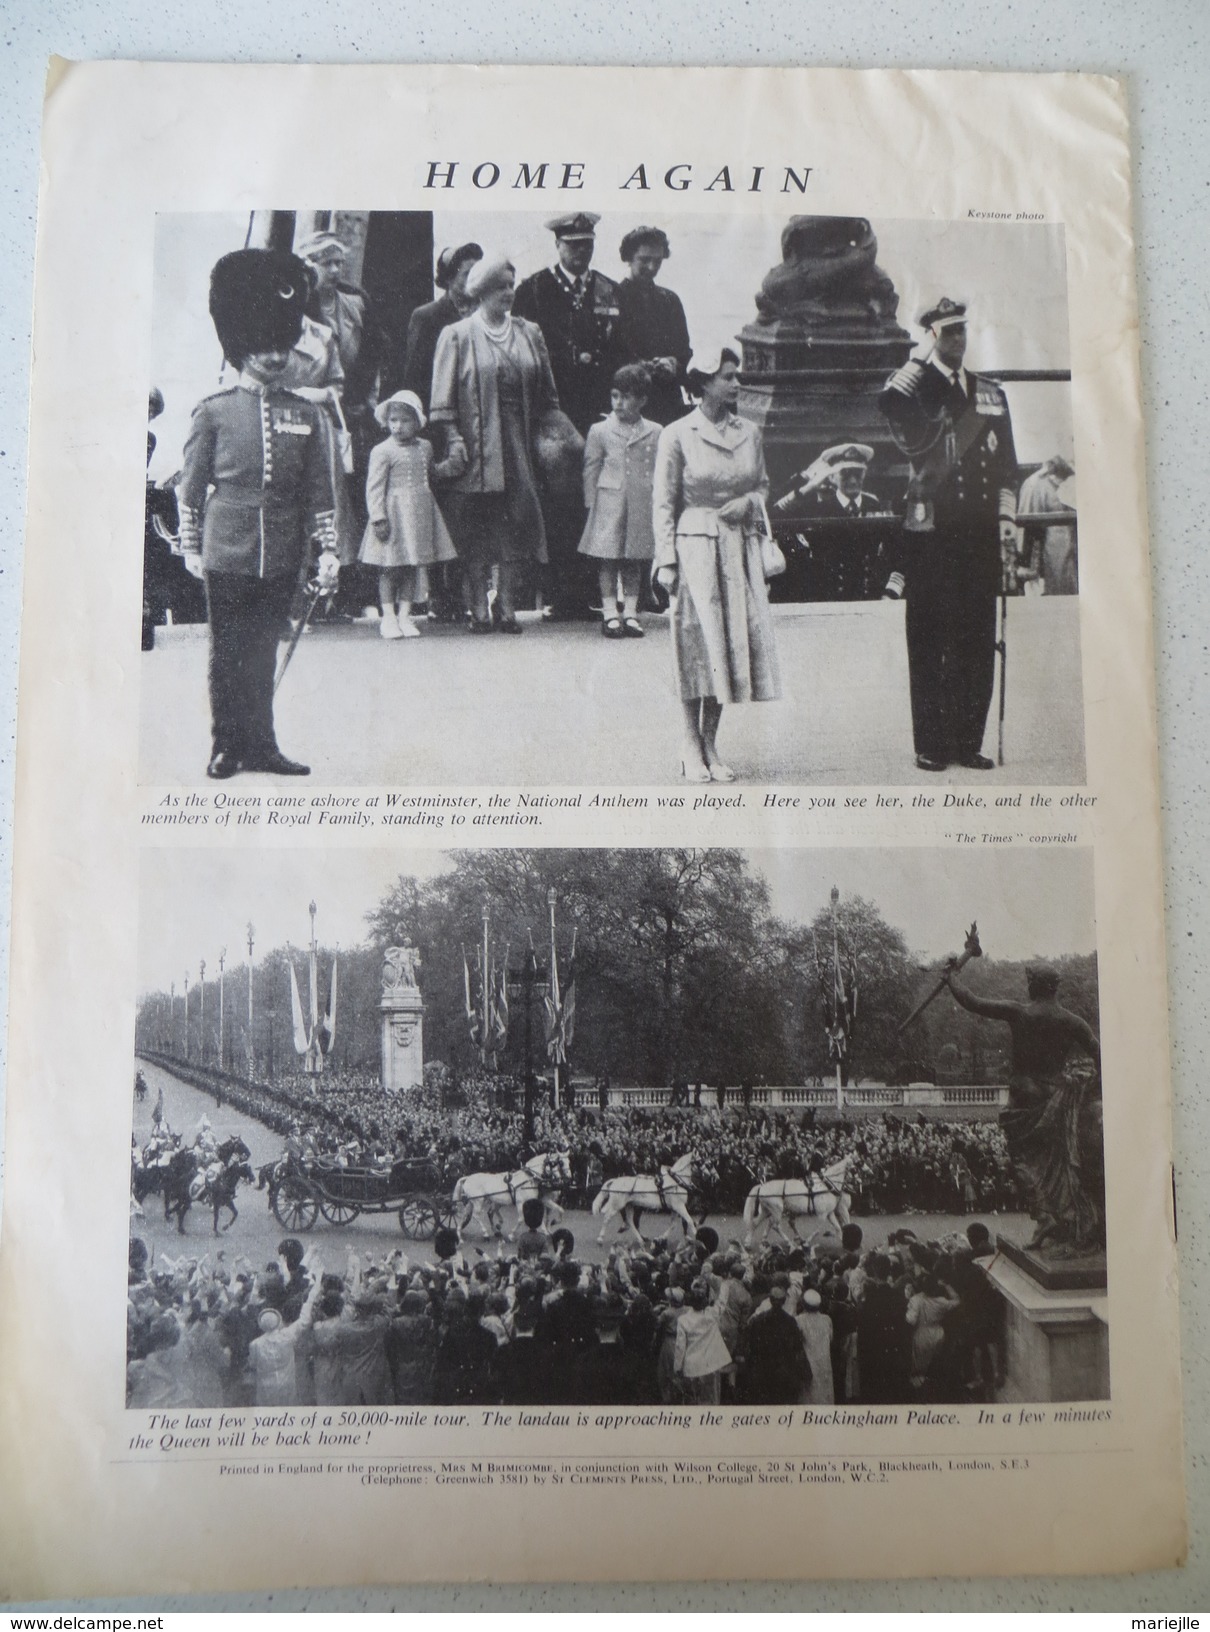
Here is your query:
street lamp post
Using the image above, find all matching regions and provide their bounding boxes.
[199,959,206,1065]
[246,922,255,1079]
[170,982,176,1056]
[183,972,190,1061]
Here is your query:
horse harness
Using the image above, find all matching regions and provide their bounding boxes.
[766,1171,841,1215]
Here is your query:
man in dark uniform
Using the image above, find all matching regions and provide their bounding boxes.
[774,442,898,600]
[179,248,339,780]
[513,213,622,618]
[880,298,1019,771]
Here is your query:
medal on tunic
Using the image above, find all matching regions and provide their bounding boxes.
[987,431,998,452]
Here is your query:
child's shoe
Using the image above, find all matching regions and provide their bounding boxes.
[380,609,403,640]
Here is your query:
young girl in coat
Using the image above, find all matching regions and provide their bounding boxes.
[360,390,462,639]
[578,363,660,638]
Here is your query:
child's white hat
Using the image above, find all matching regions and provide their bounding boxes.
[375,389,427,429]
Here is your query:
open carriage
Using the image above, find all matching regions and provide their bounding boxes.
[268,1153,457,1239]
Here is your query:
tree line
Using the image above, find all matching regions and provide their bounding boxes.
[135,849,1099,1088]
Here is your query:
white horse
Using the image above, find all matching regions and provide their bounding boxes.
[452,1151,571,1241]
[743,1161,852,1248]
[592,1152,700,1245]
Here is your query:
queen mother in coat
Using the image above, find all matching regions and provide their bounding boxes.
[652,344,782,782]
[428,253,563,633]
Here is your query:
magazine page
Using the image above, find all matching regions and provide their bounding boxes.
[0,61,1184,1594]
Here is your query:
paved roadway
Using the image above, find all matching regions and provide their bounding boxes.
[131,1059,1030,1273]
[138,599,1084,787]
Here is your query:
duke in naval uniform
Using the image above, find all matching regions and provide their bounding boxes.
[179,249,339,779]
[880,298,1019,772]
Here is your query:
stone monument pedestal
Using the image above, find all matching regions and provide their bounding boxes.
[736,219,911,486]
[988,1236,1109,1403]
[379,945,425,1093]
[738,314,912,483]
[381,987,423,1093]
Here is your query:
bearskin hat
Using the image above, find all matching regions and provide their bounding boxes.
[208,248,309,366]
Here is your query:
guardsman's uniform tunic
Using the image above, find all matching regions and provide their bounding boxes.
[179,378,335,761]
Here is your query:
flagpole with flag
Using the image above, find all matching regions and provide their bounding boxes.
[476,900,486,1064]
[560,927,577,1068]
[308,901,320,1074]
[491,942,510,1056]
[831,887,844,1111]
[462,946,480,1052]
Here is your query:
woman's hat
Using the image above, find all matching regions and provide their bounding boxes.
[209,249,309,366]
[688,338,741,380]
[258,1308,283,1333]
[295,232,347,264]
[465,253,516,302]
[620,225,671,262]
[375,389,427,429]
[435,242,484,289]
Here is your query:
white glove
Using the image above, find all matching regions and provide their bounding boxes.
[183,553,205,581]
[315,551,340,592]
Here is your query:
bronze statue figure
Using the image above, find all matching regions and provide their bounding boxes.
[943,963,1103,1256]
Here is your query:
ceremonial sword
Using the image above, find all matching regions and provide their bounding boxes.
[897,923,983,1034]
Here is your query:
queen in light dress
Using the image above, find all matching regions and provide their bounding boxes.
[652,346,781,782]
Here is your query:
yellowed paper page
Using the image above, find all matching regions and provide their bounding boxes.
[0,61,1184,1595]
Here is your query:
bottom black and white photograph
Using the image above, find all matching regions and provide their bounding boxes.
[128,844,1107,1413]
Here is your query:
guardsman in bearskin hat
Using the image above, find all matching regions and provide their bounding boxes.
[179,248,340,778]
[879,297,1019,772]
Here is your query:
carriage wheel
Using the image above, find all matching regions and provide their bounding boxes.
[320,1198,361,1226]
[272,1183,319,1232]
[436,1195,460,1232]
[399,1198,438,1240]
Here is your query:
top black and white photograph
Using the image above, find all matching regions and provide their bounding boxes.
[140,208,1082,787]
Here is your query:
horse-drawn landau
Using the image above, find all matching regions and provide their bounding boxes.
[262,1149,458,1239]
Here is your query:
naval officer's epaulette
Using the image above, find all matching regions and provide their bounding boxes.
[882,359,931,399]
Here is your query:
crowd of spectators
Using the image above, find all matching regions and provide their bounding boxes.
[127,1214,1005,1411]
[138,1054,1021,1219]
